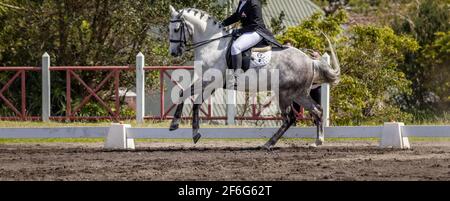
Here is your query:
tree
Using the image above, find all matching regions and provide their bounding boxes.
[335,26,418,124]
[0,0,226,118]
[277,10,348,52]
[277,10,419,125]
[421,31,450,112]
[313,0,350,15]
[0,1,26,14]
[270,11,286,35]
[391,0,450,116]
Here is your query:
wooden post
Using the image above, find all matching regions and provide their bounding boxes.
[136,52,145,125]
[41,53,51,122]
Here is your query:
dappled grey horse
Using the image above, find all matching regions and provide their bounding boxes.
[167,6,340,149]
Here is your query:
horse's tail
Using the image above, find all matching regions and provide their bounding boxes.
[317,32,341,85]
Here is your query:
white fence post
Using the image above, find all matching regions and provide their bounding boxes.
[321,53,331,127]
[227,89,236,125]
[136,52,145,125]
[41,52,51,122]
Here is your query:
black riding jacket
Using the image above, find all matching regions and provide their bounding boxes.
[222,0,283,47]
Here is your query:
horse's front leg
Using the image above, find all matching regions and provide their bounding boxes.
[192,103,202,143]
[169,103,184,131]
[169,84,196,131]
[191,81,217,144]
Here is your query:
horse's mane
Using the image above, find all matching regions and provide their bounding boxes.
[179,8,226,32]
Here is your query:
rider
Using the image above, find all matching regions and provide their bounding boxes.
[222,0,283,72]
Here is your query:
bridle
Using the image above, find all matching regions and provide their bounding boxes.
[169,15,189,49]
[169,13,232,52]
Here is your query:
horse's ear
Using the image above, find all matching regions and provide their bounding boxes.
[169,5,178,16]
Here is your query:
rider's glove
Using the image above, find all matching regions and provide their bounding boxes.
[232,29,241,37]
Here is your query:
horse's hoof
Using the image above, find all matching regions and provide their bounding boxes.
[193,133,202,144]
[315,138,324,146]
[261,143,273,151]
[169,124,179,131]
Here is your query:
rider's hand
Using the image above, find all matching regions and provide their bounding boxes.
[232,29,241,37]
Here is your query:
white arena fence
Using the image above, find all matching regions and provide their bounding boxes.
[0,123,449,150]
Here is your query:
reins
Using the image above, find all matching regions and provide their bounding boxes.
[170,17,232,52]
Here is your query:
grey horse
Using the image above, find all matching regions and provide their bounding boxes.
[167,6,340,149]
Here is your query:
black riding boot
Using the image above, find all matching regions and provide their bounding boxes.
[230,53,242,89]
[231,53,242,71]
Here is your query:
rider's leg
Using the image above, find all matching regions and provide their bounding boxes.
[230,32,263,88]
[230,32,263,70]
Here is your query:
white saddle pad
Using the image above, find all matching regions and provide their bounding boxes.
[250,51,272,68]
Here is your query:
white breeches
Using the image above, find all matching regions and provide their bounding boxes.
[231,32,263,55]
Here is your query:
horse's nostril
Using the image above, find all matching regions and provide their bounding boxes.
[171,52,177,57]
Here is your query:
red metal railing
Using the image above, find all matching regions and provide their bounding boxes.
[1,66,307,121]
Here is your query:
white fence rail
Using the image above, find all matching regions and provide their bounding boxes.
[0,127,108,138]
[0,126,381,139]
[0,123,449,150]
[1,125,448,139]
[402,125,450,137]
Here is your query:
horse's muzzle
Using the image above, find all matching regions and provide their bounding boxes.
[171,48,183,57]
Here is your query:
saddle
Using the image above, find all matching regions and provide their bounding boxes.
[226,37,273,72]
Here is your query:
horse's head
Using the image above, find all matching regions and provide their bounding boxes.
[169,6,228,58]
[169,5,193,57]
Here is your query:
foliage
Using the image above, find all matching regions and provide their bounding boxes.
[0,0,226,118]
[270,11,286,35]
[335,25,418,124]
[421,31,450,112]
[391,0,450,115]
[277,10,348,52]
[277,11,418,125]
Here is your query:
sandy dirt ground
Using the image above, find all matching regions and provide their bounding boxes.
[0,140,449,181]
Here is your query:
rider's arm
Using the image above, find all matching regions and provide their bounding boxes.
[238,0,261,33]
[222,11,240,27]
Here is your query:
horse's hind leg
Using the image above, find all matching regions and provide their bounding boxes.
[294,96,324,146]
[263,98,296,150]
